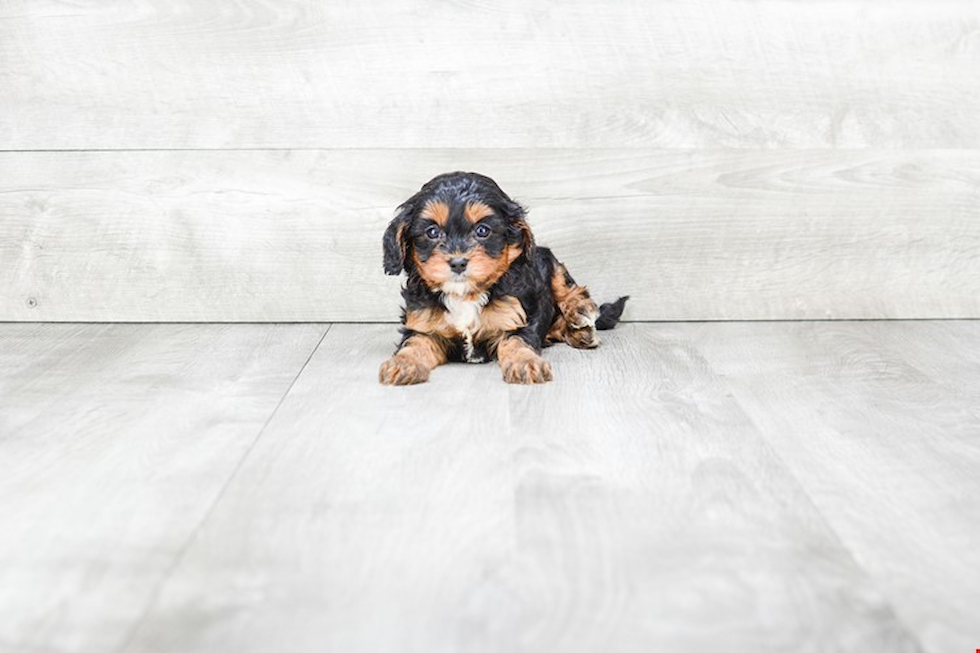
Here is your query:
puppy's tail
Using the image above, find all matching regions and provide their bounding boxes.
[595,296,629,331]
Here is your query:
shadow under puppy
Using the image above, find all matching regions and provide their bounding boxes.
[380,171,628,385]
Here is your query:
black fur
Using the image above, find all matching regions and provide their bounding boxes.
[382,206,412,275]
[383,171,628,366]
[596,295,630,330]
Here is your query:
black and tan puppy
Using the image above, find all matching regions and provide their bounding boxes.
[380,172,628,385]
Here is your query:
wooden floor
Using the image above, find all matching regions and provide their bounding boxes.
[1,322,978,653]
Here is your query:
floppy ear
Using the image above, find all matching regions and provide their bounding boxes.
[503,198,534,254]
[382,204,413,275]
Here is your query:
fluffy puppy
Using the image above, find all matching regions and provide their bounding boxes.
[380,171,628,385]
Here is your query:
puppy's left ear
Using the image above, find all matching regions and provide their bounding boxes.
[382,204,413,275]
[503,198,534,253]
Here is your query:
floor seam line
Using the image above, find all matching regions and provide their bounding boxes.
[111,323,332,653]
[739,401,927,652]
[701,354,929,652]
[1,318,980,326]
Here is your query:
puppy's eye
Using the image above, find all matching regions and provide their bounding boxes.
[425,225,442,240]
[474,224,492,239]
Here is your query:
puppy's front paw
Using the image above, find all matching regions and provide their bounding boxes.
[501,354,553,384]
[379,357,430,385]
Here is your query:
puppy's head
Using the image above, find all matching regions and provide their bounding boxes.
[383,172,533,296]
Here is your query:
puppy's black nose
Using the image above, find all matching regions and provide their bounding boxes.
[449,257,468,274]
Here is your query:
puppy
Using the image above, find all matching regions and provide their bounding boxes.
[380,171,628,385]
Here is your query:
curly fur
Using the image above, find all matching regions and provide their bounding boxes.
[380,171,628,385]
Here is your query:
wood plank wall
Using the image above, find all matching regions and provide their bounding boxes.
[2,0,979,321]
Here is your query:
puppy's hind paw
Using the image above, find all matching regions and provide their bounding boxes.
[379,357,430,385]
[565,326,600,349]
[569,301,600,330]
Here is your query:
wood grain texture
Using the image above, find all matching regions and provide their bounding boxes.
[122,324,520,653]
[1,0,979,149]
[3,149,979,322]
[694,321,980,653]
[119,324,919,653]
[0,323,326,653]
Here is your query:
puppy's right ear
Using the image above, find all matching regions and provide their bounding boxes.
[502,197,534,255]
[382,203,414,275]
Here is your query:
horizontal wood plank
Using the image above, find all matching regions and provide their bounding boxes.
[1,0,979,149]
[2,149,979,321]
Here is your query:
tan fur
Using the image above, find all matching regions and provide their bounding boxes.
[467,244,523,292]
[415,243,524,297]
[563,325,599,349]
[404,307,456,339]
[546,314,567,343]
[412,250,451,288]
[403,297,527,349]
[393,221,408,267]
[514,219,534,250]
[478,296,527,337]
[497,336,552,384]
[548,263,601,348]
[421,200,449,226]
[379,333,449,385]
[464,201,494,224]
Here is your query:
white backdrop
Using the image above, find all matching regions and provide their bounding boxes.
[2,0,978,320]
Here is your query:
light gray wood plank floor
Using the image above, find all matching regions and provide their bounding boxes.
[1,322,977,653]
[0,324,328,653]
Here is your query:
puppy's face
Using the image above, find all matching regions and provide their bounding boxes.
[383,172,533,296]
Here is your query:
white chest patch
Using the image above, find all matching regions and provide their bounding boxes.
[442,292,490,362]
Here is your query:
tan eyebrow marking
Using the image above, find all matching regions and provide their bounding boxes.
[464,201,494,224]
[421,200,449,226]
